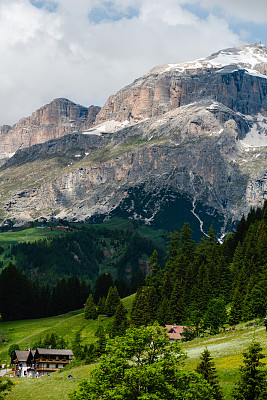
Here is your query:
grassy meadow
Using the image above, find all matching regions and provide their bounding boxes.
[1,309,266,399]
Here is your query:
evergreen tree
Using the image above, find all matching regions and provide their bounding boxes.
[84,294,97,320]
[232,341,267,400]
[109,301,128,338]
[97,297,106,315]
[130,287,150,327]
[72,330,84,360]
[147,286,161,324]
[196,348,223,400]
[145,250,161,288]
[157,296,172,325]
[180,222,195,262]
[94,326,106,357]
[229,286,243,325]
[105,286,120,317]
[93,273,113,303]
[169,279,186,324]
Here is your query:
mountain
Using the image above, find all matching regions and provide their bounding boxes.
[0,98,100,162]
[95,43,267,124]
[1,43,267,238]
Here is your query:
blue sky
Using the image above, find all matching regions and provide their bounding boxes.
[0,0,267,125]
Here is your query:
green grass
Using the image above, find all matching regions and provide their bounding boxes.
[0,228,62,246]
[3,321,267,400]
[1,313,267,400]
[180,324,267,399]
[0,295,136,363]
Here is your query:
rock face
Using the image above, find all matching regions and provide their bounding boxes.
[1,44,267,237]
[0,100,261,237]
[95,44,267,124]
[0,99,100,160]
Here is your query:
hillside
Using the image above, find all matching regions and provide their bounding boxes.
[1,311,266,400]
[0,294,136,364]
[0,219,166,287]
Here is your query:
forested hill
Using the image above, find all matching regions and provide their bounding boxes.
[1,202,267,324]
[131,202,267,331]
[0,223,165,321]
[10,225,165,287]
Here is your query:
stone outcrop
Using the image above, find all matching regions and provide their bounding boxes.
[0,99,100,160]
[95,44,267,125]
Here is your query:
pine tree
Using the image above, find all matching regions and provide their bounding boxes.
[232,341,267,400]
[196,348,223,400]
[130,287,150,327]
[229,286,243,325]
[109,301,128,338]
[145,250,161,288]
[147,286,161,324]
[105,286,120,317]
[84,294,97,320]
[169,279,186,324]
[97,297,106,315]
[157,296,172,325]
[180,222,195,262]
[94,326,106,356]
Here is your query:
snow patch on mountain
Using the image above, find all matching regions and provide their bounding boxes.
[82,120,130,136]
[155,44,267,79]
[240,114,267,147]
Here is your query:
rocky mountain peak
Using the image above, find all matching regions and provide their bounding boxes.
[149,43,267,76]
[95,43,267,126]
[0,98,100,161]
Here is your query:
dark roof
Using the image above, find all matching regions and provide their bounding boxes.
[13,350,30,362]
[36,348,73,356]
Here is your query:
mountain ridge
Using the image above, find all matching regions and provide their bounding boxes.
[1,44,267,237]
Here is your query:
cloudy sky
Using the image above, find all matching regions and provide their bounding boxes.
[0,0,267,126]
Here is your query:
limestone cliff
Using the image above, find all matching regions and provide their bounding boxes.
[95,44,267,124]
[1,44,267,237]
[0,100,263,237]
[0,99,100,160]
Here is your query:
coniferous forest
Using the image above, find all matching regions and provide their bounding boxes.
[1,202,267,325]
[130,202,267,332]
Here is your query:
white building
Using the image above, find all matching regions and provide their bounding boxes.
[11,348,73,377]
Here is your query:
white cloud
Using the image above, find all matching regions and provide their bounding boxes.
[199,0,267,24]
[0,0,245,126]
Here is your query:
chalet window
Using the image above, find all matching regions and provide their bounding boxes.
[46,364,49,368]
[56,364,58,368]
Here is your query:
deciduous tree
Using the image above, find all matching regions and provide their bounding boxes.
[69,325,215,400]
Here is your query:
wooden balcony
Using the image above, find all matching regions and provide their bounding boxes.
[35,358,69,364]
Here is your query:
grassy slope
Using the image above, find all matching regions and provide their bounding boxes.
[1,311,267,400]
[0,227,64,269]
[0,227,63,246]
[181,323,267,399]
[0,294,136,362]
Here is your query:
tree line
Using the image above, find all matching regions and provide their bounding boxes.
[130,202,267,334]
